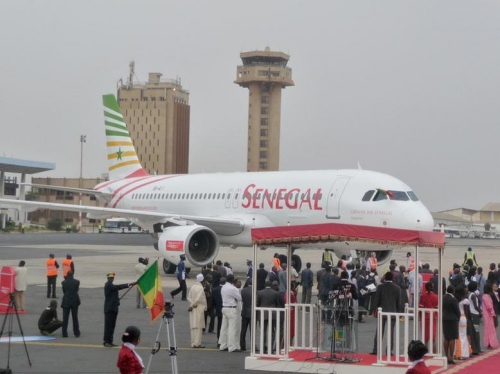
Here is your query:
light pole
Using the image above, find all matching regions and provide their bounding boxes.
[79,135,86,233]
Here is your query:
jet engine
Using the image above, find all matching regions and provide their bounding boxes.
[157,225,219,267]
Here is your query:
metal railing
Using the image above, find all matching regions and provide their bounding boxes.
[375,306,440,366]
[405,306,440,356]
[252,303,317,359]
[375,308,412,366]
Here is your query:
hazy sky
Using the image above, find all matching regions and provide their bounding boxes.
[1,1,499,213]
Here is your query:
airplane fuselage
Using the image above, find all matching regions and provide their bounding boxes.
[95,169,434,248]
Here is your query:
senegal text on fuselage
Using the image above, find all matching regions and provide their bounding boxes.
[242,184,323,210]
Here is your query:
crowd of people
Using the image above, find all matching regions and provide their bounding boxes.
[11,245,500,373]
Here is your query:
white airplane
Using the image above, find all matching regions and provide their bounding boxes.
[0,94,434,273]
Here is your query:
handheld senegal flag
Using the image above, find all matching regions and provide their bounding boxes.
[137,260,165,322]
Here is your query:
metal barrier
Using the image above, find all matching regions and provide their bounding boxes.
[291,303,317,351]
[405,306,440,356]
[253,307,286,358]
[375,306,441,366]
[252,303,317,359]
[375,308,412,366]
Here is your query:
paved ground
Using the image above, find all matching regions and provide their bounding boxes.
[0,233,499,373]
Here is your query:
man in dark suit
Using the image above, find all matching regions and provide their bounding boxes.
[240,279,252,351]
[321,265,334,322]
[371,271,401,354]
[300,262,314,304]
[256,263,268,291]
[212,277,225,344]
[210,264,221,288]
[257,280,281,353]
[430,269,446,296]
[316,262,326,299]
[61,271,81,338]
[103,272,136,347]
[442,285,460,365]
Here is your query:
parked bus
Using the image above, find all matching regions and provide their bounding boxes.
[103,218,143,233]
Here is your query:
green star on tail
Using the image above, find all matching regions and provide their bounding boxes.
[116,147,123,161]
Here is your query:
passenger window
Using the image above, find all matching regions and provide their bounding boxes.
[362,190,375,201]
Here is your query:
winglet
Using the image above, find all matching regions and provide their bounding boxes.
[357,162,362,170]
[103,94,148,180]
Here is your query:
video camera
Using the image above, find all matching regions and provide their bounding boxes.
[165,300,174,314]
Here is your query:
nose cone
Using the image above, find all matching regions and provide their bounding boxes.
[403,204,434,231]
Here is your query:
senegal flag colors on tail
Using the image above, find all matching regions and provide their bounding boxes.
[137,260,165,322]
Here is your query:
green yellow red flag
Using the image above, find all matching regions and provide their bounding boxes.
[137,259,165,322]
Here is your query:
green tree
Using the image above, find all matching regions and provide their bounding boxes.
[47,218,63,231]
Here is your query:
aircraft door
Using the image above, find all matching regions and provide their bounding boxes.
[326,176,350,219]
[232,188,241,208]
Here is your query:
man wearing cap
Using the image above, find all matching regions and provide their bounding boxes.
[38,300,63,335]
[171,254,187,301]
[46,253,60,298]
[104,272,136,347]
[135,257,147,309]
[188,274,207,348]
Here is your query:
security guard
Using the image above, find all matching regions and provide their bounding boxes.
[463,247,478,267]
[46,254,60,298]
[322,249,334,266]
[62,254,75,279]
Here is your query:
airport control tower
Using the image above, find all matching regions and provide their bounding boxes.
[235,47,294,172]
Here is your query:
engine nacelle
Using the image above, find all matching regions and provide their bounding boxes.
[157,225,219,267]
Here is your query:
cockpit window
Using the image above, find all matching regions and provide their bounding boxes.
[373,190,388,201]
[407,191,419,201]
[388,191,410,201]
[372,189,410,201]
[362,190,375,201]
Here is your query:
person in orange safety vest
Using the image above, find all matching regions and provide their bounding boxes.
[46,254,60,298]
[62,254,75,279]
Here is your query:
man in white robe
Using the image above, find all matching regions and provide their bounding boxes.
[14,260,28,311]
[188,274,207,348]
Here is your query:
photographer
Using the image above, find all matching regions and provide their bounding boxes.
[135,257,148,309]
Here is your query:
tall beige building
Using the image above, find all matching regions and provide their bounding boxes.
[118,70,190,175]
[235,47,294,172]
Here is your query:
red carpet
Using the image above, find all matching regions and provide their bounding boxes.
[285,349,440,371]
[439,348,500,373]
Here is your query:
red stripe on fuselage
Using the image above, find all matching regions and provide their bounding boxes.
[110,176,158,200]
[111,175,180,208]
[94,176,151,191]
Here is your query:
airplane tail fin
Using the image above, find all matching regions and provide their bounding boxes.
[102,94,149,180]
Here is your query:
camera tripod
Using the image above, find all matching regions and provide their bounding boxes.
[145,302,178,374]
[0,293,32,372]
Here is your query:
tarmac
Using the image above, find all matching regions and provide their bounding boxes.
[0,233,499,373]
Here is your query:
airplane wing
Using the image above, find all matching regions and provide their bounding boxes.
[19,183,108,198]
[0,198,244,233]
